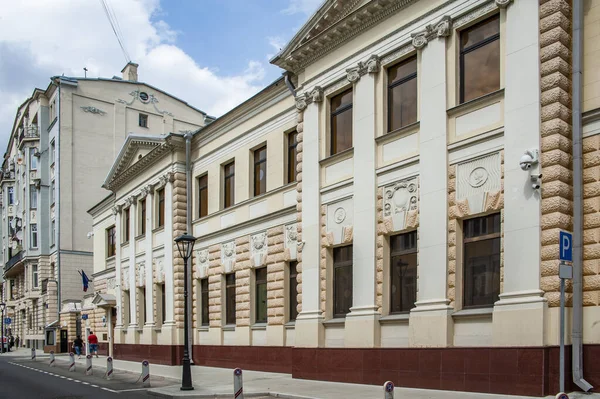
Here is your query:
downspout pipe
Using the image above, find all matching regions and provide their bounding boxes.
[571,0,593,392]
[55,80,62,323]
[184,132,194,364]
[284,72,296,97]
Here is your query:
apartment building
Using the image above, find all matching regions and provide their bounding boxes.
[1,63,210,352]
[87,0,600,396]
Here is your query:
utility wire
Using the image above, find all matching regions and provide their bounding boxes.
[99,0,131,63]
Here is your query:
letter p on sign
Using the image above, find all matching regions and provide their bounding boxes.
[559,231,572,262]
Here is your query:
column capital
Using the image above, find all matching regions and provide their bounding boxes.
[138,186,150,199]
[295,86,323,111]
[411,15,452,50]
[495,0,513,8]
[111,205,122,216]
[346,54,381,83]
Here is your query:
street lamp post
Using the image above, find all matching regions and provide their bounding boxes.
[0,302,6,354]
[174,232,196,391]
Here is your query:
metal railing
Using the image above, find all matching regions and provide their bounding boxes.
[5,250,24,272]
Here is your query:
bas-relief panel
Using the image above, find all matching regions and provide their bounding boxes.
[196,248,209,278]
[251,232,268,267]
[456,152,501,215]
[154,258,165,283]
[135,261,145,287]
[326,198,353,246]
[285,224,298,260]
[383,177,419,232]
[221,241,236,273]
[122,267,129,290]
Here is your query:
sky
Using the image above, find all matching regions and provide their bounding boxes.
[0,0,323,152]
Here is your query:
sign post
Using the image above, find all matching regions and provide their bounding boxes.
[68,352,76,372]
[233,368,243,399]
[383,381,394,399]
[106,357,113,380]
[558,230,573,395]
[85,354,93,375]
[49,350,55,367]
[141,360,150,388]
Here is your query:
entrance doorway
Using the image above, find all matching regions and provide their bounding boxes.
[59,330,68,353]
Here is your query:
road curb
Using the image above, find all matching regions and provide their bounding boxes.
[147,387,319,399]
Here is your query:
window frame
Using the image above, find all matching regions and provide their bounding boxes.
[198,174,208,218]
[459,15,501,104]
[200,278,209,327]
[139,113,148,128]
[254,267,268,324]
[29,148,38,170]
[223,161,235,209]
[333,245,353,318]
[253,145,267,197]
[157,188,165,228]
[287,131,298,184]
[387,56,418,133]
[124,207,130,242]
[107,225,116,258]
[8,187,14,205]
[329,89,353,156]
[51,220,56,247]
[30,186,38,209]
[30,224,38,249]
[32,264,38,289]
[139,198,146,236]
[289,261,298,322]
[389,231,418,314]
[225,273,236,325]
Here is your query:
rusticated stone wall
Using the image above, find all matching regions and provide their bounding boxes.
[539,0,574,306]
[295,109,304,314]
[235,235,251,327]
[266,226,286,325]
[582,135,600,306]
[172,172,187,327]
[447,151,504,306]
[207,244,222,327]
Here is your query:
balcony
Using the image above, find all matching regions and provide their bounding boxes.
[18,125,40,147]
[5,250,24,273]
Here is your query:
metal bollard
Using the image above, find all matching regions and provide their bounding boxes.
[141,360,150,387]
[49,351,55,367]
[68,352,76,372]
[383,381,394,399]
[85,354,93,375]
[555,394,569,399]
[234,368,243,399]
[31,348,36,360]
[106,357,113,380]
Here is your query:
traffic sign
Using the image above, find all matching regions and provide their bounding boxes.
[4,318,10,325]
[559,231,572,262]
[81,314,88,320]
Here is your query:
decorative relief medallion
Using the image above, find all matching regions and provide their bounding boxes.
[456,152,501,215]
[326,198,353,246]
[196,249,209,278]
[117,90,174,116]
[80,106,106,115]
[251,232,268,267]
[383,177,419,232]
[334,208,346,224]
[107,278,116,290]
[221,241,236,273]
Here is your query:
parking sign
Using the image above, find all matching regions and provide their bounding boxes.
[559,231,572,262]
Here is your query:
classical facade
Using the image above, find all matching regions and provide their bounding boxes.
[88,0,600,396]
[1,63,209,352]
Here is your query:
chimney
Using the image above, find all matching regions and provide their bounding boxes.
[121,62,139,82]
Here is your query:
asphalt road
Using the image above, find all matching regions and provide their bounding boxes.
[0,355,160,398]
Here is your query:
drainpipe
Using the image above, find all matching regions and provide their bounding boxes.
[571,0,592,392]
[184,132,194,364]
[284,72,297,97]
[55,80,62,323]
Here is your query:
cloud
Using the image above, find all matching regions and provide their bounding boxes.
[266,36,286,60]
[282,0,323,15]
[0,0,267,149]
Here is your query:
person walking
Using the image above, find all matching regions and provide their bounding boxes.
[9,335,14,351]
[73,335,84,359]
[14,336,19,349]
[87,331,98,358]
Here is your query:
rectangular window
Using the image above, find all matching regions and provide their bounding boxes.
[161,283,166,325]
[30,186,38,209]
[198,174,208,218]
[460,15,500,103]
[287,131,298,184]
[201,278,209,326]
[157,189,165,228]
[107,225,116,257]
[333,245,353,318]
[8,187,14,205]
[32,265,38,289]
[29,148,38,170]
[253,145,267,197]
[330,89,353,155]
[124,208,130,242]
[255,268,267,323]
[388,56,418,132]
[225,273,236,325]
[140,198,146,235]
[223,161,235,209]
[289,261,298,322]
[51,181,55,204]
[390,231,417,313]
[50,100,56,121]
[463,213,501,308]
[51,220,56,246]
[51,141,56,164]
[30,224,38,249]
[139,113,148,128]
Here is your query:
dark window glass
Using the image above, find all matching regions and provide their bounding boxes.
[226,273,236,325]
[157,189,165,228]
[289,261,298,321]
[198,175,208,218]
[330,89,353,155]
[460,15,500,103]
[388,57,418,132]
[124,208,130,242]
[140,198,146,235]
[161,283,166,325]
[287,131,298,184]
[255,268,267,323]
[223,161,235,209]
[333,245,353,318]
[139,113,148,128]
[201,278,209,326]
[107,226,116,257]
[253,146,267,196]
[463,213,501,308]
[390,231,418,313]
[142,288,147,324]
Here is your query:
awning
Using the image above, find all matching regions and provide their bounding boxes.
[45,320,59,330]
[92,293,116,308]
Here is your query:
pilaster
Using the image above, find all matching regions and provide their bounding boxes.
[128,197,138,330]
[162,173,177,340]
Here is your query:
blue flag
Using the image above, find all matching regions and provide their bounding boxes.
[79,270,90,292]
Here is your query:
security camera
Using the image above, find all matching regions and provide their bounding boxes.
[86,232,94,239]
[530,174,543,182]
[532,183,541,190]
[520,149,539,171]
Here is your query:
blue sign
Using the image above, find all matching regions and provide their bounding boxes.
[560,231,573,262]
[4,318,10,325]
[81,314,88,320]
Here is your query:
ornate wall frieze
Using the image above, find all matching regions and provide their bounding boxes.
[383,177,419,232]
[326,198,354,246]
[454,1,497,29]
[411,15,452,49]
[117,90,173,116]
[456,152,501,215]
[80,106,106,115]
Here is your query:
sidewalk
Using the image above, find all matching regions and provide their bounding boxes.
[6,348,599,399]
